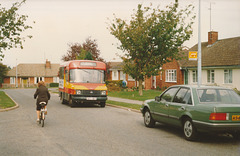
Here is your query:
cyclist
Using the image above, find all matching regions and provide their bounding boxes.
[34,81,50,122]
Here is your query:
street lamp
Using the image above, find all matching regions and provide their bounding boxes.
[197,0,202,87]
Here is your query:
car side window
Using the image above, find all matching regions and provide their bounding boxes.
[161,88,178,102]
[173,88,192,104]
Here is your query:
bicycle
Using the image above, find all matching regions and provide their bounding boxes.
[39,102,47,127]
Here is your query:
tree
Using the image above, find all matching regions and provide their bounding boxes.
[62,37,103,61]
[108,3,195,95]
[0,0,33,61]
[0,63,9,84]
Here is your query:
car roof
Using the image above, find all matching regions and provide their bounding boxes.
[169,85,233,90]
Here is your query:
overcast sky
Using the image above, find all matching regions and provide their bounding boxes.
[1,0,240,67]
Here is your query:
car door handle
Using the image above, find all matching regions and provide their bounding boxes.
[180,106,185,110]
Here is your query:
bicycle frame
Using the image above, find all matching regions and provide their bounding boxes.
[39,102,47,127]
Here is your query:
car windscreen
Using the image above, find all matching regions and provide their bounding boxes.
[70,69,105,83]
[197,89,240,104]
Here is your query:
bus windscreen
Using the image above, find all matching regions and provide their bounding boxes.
[70,69,105,83]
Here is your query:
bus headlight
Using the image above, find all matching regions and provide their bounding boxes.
[101,91,106,95]
[76,90,82,95]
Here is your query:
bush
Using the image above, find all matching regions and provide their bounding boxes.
[106,80,123,91]
[233,88,240,95]
[50,83,59,87]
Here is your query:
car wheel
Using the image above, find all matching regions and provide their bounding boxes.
[144,109,155,128]
[183,118,197,141]
[232,132,240,140]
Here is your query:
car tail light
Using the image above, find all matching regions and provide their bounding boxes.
[209,113,227,120]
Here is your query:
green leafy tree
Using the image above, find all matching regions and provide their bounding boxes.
[0,0,33,61]
[62,37,103,61]
[108,3,195,95]
[0,63,9,83]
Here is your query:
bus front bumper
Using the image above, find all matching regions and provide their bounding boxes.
[72,96,107,103]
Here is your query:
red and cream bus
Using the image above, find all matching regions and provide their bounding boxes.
[59,60,107,107]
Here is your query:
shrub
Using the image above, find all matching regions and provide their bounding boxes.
[50,83,59,87]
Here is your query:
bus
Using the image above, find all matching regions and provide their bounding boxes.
[59,60,107,107]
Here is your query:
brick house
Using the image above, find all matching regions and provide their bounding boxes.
[3,60,60,88]
[107,62,137,88]
[160,31,240,90]
[108,62,160,89]
[108,32,240,90]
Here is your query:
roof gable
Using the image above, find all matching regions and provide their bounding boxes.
[6,63,60,77]
[180,36,240,68]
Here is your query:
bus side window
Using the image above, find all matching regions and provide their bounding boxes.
[59,67,64,79]
[65,69,69,82]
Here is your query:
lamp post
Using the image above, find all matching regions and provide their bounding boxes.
[197,0,202,87]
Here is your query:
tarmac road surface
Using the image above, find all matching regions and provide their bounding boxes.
[0,89,240,156]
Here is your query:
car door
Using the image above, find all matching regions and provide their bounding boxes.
[153,87,179,123]
[168,87,193,127]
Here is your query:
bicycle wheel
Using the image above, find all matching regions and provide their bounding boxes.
[41,112,44,127]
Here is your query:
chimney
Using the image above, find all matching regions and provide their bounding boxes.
[45,59,51,69]
[208,31,218,45]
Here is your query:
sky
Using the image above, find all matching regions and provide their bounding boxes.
[1,0,240,67]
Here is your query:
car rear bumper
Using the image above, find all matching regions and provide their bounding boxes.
[193,120,240,132]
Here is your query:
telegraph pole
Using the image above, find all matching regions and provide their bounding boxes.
[198,0,202,87]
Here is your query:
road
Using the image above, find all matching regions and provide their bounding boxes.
[0,89,239,156]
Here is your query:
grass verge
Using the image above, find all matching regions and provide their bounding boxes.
[108,89,162,101]
[0,91,16,109]
[106,100,142,111]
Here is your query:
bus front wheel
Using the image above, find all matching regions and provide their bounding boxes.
[69,97,76,107]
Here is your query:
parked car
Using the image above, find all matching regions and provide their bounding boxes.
[140,85,240,141]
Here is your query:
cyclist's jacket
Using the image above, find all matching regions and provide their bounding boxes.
[34,86,51,104]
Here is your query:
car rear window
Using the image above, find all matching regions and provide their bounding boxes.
[197,89,240,104]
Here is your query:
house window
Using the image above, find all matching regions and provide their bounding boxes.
[10,77,15,84]
[112,70,118,80]
[192,70,198,83]
[224,69,232,84]
[53,77,59,83]
[34,77,45,84]
[207,70,215,83]
[119,71,125,80]
[166,70,176,82]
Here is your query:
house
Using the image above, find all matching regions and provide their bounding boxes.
[3,60,60,88]
[107,62,136,88]
[108,32,240,90]
[160,31,240,90]
[107,62,160,89]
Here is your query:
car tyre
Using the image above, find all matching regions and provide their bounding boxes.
[144,109,155,128]
[183,118,197,141]
[232,132,240,140]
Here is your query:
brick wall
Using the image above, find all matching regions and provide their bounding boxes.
[160,59,184,89]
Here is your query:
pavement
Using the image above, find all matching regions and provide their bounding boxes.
[107,96,143,105]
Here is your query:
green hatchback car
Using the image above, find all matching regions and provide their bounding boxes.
[140,85,240,141]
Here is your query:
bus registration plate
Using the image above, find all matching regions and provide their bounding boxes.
[86,97,97,100]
